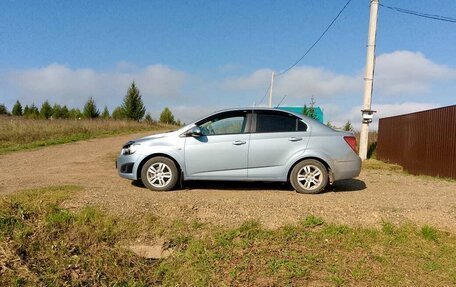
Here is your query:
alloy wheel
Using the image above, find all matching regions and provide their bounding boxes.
[297,164,323,191]
[146,162,173,188]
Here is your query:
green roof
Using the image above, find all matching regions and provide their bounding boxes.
[276,106,324,123]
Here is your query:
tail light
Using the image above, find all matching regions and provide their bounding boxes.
[344,136,357,153]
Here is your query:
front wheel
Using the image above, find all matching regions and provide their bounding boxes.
[290,159,328,194]
[140,157,179,191]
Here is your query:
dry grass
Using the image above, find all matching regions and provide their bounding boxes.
[362,159,404,172]
[363,159,455,182]
[1,186,455,286]
[0,116,174,154]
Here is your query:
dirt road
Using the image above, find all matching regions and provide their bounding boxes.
[1,133,455,231]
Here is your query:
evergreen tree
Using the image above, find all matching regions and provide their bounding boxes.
[326,121,335,129]
[69,108,82,119]
[308,96,317,120]
[23,105,30,116]
[301,96,318,120]
[29,104,40,118]
[83,97,100,119]
[111,107,124,120]
[343,121,354,132]
[101,106,110,119]
[60,105,69,119]
[121,82,146,121]
[0,104,9,115]
[52,104,63,119]
[159,107,175,124]
[308,105,317,120]
[40,100,53,119]
[144,112,154,124]
[301,105,308,117]
[12,100,23,116]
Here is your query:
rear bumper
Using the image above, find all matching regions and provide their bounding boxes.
[332,156,362,181]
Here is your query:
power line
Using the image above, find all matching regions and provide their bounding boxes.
[256,83,271,106]
[379,3,456,24]
[275,95,288,107]
[275,0,353,77]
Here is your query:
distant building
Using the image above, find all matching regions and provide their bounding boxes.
[277,106,324,123]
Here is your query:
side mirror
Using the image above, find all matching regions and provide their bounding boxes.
[188,126,202,137]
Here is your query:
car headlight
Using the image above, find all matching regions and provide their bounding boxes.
[122,141,140,155]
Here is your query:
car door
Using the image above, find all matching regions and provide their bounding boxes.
[247,110,310,179]
[184,110,252,180]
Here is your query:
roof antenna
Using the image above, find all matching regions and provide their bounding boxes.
[275,95,288,108]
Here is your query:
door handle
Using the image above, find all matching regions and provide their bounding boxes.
[288,137,303,142]
[233,140,247,145]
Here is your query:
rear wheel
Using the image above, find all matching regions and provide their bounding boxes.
[140,157,178,191]
[290,159,328,194]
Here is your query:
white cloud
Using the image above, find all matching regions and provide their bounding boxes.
[220,50,456,100]
[375,51,456,96]
[274,67,361,98]
[221,67,361,99]
[221,69,272,91]
[1,63,186,109]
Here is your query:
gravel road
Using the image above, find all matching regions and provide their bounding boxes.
[1,132,455,231]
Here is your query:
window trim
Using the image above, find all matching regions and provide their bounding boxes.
[252,110,308,134]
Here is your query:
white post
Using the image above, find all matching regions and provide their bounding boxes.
[359,0,379,160]
[268,72,274,108]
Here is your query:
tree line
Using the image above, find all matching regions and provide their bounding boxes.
[0,82,181,125]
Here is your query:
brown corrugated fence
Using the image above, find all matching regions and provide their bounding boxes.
[377,105,456,179]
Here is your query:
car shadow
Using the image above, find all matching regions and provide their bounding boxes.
[131,179,293,191]
[131,178,366,193]
[183,180,294,191]
[325,179,367,193]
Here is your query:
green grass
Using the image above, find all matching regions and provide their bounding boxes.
[1,186,456,286]
[421,225,439,242]
[0,117,175,154]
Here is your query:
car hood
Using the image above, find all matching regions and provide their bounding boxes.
[133,132,168,142]
[131,128,185,144]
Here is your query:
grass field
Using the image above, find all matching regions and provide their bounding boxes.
[1,186,455,286]
[0,116,174,154]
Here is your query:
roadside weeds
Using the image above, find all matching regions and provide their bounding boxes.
[1,185,455,286]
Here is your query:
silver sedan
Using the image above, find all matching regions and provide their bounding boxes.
[117,108,361,194]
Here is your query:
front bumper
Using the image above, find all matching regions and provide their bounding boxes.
[116,153,142,180]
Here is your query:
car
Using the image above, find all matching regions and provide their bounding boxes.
[116,108,361,194]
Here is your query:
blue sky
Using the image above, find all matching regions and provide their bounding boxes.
[1,0,455,127]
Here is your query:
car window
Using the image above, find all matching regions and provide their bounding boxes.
[199,115,246,136]
[256,112,307,133]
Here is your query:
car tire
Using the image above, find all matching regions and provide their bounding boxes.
[140,157,179,191]
[290,159,328,194]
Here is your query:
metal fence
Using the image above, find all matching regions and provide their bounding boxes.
[377,105,456,179]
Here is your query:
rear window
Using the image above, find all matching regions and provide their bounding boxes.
[256,112,307,133]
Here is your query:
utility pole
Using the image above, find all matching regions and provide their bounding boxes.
[359,0,379,160]
[268,72,274,108]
